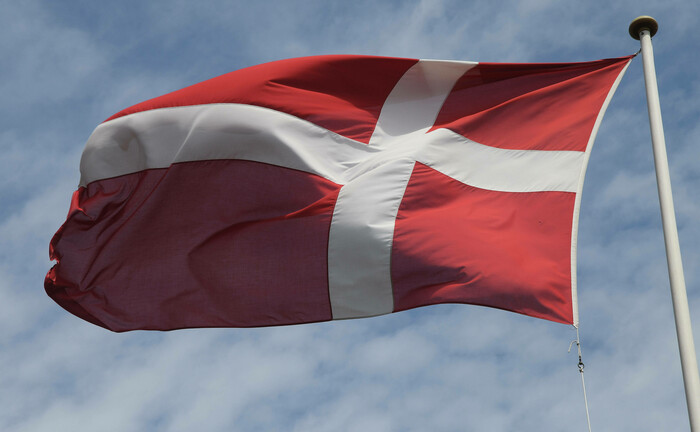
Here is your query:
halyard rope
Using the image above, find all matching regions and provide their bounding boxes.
[569,327,592,432]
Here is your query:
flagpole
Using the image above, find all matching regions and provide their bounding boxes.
[630,16,700,431]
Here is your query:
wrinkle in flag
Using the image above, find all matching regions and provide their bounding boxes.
[46,54,632,331]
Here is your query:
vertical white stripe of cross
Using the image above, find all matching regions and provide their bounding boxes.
[326,60,585,319]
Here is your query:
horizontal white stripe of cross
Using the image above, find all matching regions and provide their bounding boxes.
[80,60,585,320]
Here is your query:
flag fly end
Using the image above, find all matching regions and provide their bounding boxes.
[629,16,658,40]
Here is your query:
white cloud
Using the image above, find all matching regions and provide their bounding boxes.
[0,1,108,109]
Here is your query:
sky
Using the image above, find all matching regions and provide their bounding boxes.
[1,0,698,431]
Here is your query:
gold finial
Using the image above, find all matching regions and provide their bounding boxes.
[629,16,658,40]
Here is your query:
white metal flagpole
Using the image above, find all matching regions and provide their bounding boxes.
[629,16,700,431]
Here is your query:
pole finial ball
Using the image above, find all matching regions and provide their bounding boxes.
[629,16,658,40]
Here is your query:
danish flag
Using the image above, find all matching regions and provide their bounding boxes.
[46,55,632,331]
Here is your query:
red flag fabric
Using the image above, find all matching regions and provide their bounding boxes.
[46,55,632,331]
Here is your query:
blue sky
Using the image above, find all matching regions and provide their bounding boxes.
[1,0,698,431]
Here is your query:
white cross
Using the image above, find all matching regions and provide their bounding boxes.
[81,60,585,320]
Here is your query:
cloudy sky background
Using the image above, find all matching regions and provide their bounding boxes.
[1,0,698,431]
